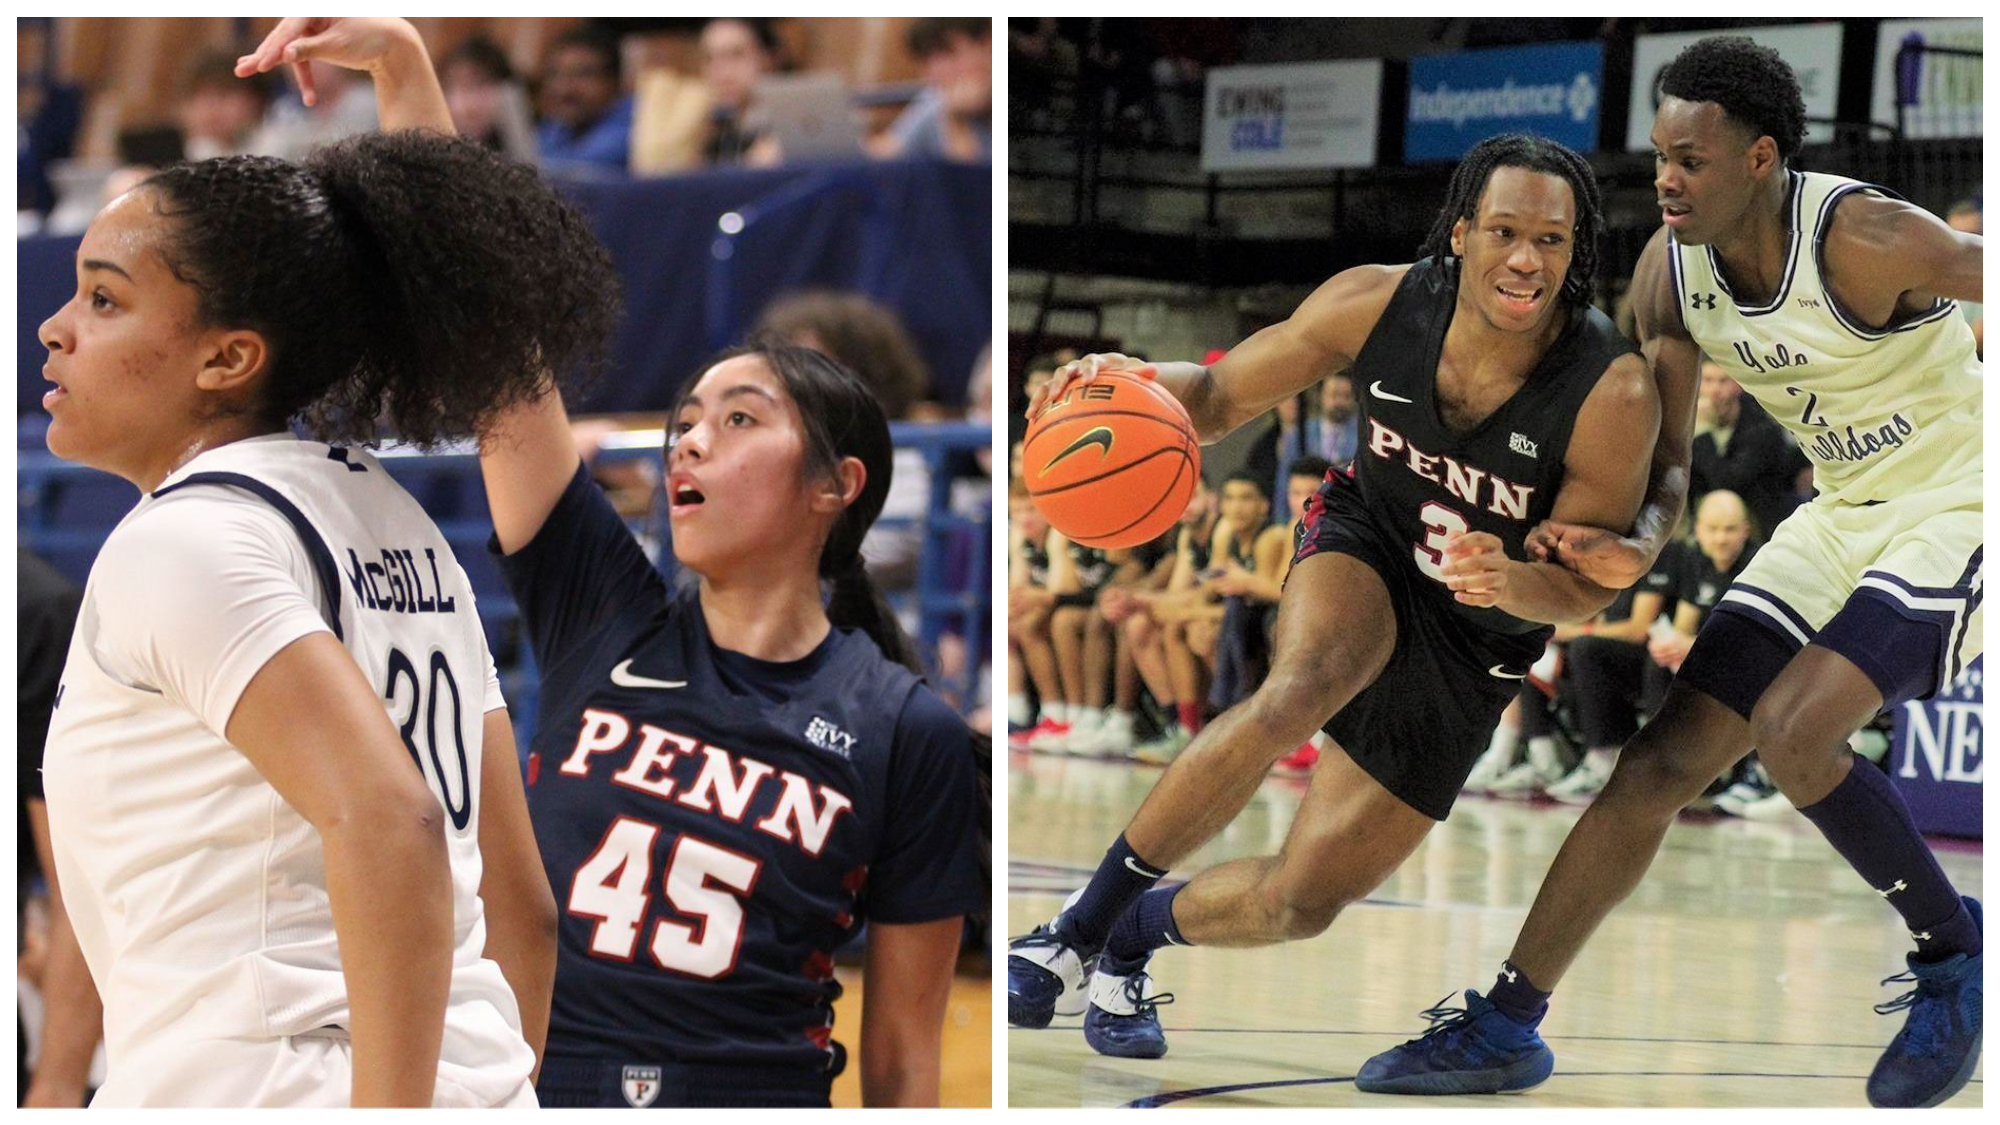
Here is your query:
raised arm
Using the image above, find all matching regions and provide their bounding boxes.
[1532,227,1700,588]
[1445,352,1659,623]
[238,18,452,134]
[1027,265,1406,443]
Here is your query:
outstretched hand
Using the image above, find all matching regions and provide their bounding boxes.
[1526,519,1650,590]
[236,17,420,108]
[1025,352,1157,421]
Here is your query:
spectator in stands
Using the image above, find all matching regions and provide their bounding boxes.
[1317,370,1359,469]
[1089,521,1183,758]
[1032,538,1135,755]
[18,549,101,1107]
[536,26,632,173]
[440,35,536,162]
[1007,500,1066,748]
[1200,472,1289,717]
[179,50,270,161]
[1555,491,1760,806]
[1118,478,1217,764]
[877,18,990,163]
[244,58,378,162]
[1688,358,1807,539]
[699,17,781,166]
[1946,198,1981,354]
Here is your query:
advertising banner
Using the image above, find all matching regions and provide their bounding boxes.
[1892,657,1982,839]
[1626,24,1842,150]
[1406,42,1603,162]
[1872,18,1982,138]
[1200,59,1385,172]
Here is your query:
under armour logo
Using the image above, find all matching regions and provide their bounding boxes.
[1500,966,1518,983]
[1912,930,1933,942]
[1878,880,1908,898]
[1691,293,1717,311]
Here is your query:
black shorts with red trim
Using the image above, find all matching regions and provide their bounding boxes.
[1290,470,1549,820]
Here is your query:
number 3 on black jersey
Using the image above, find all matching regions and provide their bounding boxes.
[569,817,763,979]
[383,646,474,831]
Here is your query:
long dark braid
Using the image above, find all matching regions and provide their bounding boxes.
[1416,133,1605,309]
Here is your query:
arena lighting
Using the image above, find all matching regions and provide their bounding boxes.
[718,211,745,234]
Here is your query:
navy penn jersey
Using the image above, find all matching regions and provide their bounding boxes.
[495,464,985,1075]
[1349,257,1635,635]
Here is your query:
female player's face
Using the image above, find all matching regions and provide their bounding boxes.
[38,190,217,480]
[1451,166,1575,334]
[668,354,823,576]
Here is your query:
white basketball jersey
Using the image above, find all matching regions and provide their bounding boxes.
[42,435,527,1088]
[1670,170,1982,505]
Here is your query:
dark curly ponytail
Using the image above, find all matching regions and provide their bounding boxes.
[683,337,923,673]
[140,129,621,447]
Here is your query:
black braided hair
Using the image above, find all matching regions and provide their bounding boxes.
[141,130,620,447]
[1415,133,1605,309]
[1658,36,1806,161]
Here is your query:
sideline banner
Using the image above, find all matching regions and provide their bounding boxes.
[1626,25,1842,151]
[1200,59,1384,172]
[1892,657,1982,839]
[1406,42,1602,162]
[1871,18,1982,138]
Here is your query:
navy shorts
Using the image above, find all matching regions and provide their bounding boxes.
[1292,471,1549,820]
[534,1054,833,1108]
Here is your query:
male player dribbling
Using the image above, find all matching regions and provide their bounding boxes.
[1364,37,1982,1109]
[1008,133,1660,1059]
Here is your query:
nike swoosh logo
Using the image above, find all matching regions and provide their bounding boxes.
[1123,856,1164,878]
[1488,665,1528,679]
[1042,426,1115,473]
[611,660,687,689]
[1370,381,1414,404]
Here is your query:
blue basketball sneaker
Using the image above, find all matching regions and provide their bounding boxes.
[1082,952,1174,1059]
[1866,896,1983,1108]
[1007,924,1091,1029]
[1355,989,1555,1095]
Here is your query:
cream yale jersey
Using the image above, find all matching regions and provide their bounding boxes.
[41,436,530,1097]
[1670,170,1982,505]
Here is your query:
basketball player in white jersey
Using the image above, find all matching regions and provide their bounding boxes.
[35,18,620,1106]
[1366,37,1981,1108]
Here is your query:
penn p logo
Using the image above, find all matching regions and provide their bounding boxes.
[1043,426,1115,473]
[622,1065,663,1108]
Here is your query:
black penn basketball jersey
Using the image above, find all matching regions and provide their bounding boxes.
[495,465,984,1077]
[1348,257,1636,634]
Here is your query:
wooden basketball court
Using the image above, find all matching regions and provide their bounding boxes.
[1007,752,1983,1108]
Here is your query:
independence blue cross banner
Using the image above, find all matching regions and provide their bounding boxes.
[1405,42,1604,162]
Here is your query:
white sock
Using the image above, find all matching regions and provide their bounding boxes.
[1525,736,1563,771]
[1007,693,1031,727]
[1486,724,1521,759]
[1584,746,1618,769]
[1101,710,1134,734]
[1047,701,1072,723]
[1076,706,1107,730]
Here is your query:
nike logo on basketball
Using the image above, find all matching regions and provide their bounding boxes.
[1488,665,1527,679]
[1043,426,1115,473]
[1370,381,1414,404]
[610,660,686,689]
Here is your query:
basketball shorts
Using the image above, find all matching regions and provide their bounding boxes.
[1292,471,1549,821]
[1679,470,1982,719]
[535,1054,833,1108]
[89,1028,537,1107]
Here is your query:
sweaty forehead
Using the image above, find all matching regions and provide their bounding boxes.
[1474,167,1575,226]
[78,190,172,278]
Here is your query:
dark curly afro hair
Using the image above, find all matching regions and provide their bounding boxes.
[141,130,621,448]
[1658,36,1806,161]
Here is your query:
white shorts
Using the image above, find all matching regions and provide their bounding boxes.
[89,1029,538,1108]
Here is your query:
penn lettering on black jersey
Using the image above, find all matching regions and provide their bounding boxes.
[496,464,984,1076]
[1348,257,1636,635]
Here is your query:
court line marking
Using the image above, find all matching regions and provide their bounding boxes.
[1021,1025,1901,1050]
[1121,1072,1980,1108]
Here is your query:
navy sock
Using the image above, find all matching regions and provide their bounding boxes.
[1056,834,1168,952]
[1486,961,1550,1025]
[1104,884,1190,962]
[1796,756,1980,962]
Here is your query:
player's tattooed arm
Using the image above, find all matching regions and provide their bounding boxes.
[1531,228,1697,589]
[1822,192,1983,319]
[1027,265,1404,443]
[1453,353,1658,622]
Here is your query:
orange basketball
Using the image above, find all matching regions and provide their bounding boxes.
[1023,371,1200,549]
